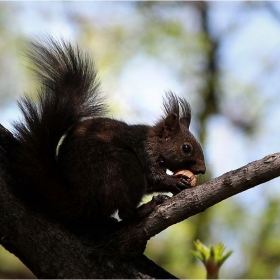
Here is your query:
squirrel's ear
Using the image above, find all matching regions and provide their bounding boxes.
[162,112,180,136]
[180,117,190,128]
[155,113,180,138]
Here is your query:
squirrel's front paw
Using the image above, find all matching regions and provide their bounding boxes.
[170,175,191,195]
[135,194,170,218]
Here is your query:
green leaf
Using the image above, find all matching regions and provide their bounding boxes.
[191,240,233,279]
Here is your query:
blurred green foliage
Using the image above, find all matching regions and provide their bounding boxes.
[0,1,280,278]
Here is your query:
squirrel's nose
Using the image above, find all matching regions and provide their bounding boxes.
[199,165,206,175]
[198,168,206,175]
[192,163,206,175]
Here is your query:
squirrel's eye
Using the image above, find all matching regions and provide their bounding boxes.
[182,144,192,153]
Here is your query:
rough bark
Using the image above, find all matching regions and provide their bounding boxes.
[1,123,280,278]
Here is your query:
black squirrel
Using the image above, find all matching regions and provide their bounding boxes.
[11,38,206,227]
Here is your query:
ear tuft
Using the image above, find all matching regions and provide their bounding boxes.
[178,97,191,128]
[162,91,191,128]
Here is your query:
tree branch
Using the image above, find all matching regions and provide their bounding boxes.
[117,153,280,252]
[1,123,280,278]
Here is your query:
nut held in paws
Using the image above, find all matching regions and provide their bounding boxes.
[174,170,197,187]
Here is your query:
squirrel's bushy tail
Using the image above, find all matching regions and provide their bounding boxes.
[14,37,106,155]
[12,37,106,217]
